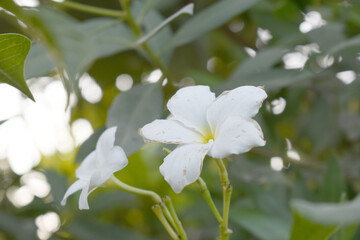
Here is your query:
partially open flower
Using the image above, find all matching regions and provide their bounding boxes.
[140,85,267,193]
[61,127,128,209]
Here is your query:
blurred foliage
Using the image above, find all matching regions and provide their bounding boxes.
[0,0,360,239]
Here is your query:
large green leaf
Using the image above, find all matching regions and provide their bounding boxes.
[290,211,337,240]
[24,18,135,80]
[291,195,360,226]
[231,207,291,240]
[0,33,34,100]
[164,0,261,50]
[290,195,360,240]
[106,83,163,156]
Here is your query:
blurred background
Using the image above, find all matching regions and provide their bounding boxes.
[0,0,360,239]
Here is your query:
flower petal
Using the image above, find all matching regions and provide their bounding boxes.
[97,146,128,185]
[75,150,97,179]
[140,119,202,144]
[78,182,91,210]
[167,85,215,134]
[159,142,212,193]
[207,86,267,134]
[61,179,87,206]
[96,127,117,165]
[208,116,265,159]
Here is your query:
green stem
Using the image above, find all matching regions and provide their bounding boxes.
[163,196,187,240]
[53,1,126,18]
[110,175,176,230]
[152,204,180,240]
[196,178,223,223]
[214,159,233,240]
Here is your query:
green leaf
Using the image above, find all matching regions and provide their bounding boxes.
[217,69,313,93]
[106,83,163,156]
[231,207,291,240]
[0,33,34,100]
[25,43,55,79]
[24,18,134,80]
[75,127,105,163]
[319,155,346,202]
[67,218,153,240]
[306,23,345,52]
[0,211,37,239]
[290,211,337,240]
[291,195,360,226]
[165,0,261,50]
[227,47,288,80]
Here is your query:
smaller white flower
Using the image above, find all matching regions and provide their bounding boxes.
[61,127,128,210]
[140,85,267,193]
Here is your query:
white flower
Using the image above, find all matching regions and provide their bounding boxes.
[140,85,267,193]
[61,127,128,210]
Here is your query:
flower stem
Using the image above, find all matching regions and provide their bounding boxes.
[196,177,223,223]
[214,159,233,240]
[110,175,177,233]
[162,196,187,240]
[53,1,126,18]
[152,204,180,240]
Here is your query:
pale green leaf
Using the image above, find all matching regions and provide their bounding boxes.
[106,84,163,156]
[0,33,34,100]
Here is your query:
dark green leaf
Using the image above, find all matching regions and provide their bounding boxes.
[0,33,34,100]
[231,207,291,240]
[0,211,37,239]
[165,0,261,50]
[106,83,163,156]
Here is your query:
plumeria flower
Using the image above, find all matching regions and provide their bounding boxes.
[61,127,128,210]
[140,85,267,193]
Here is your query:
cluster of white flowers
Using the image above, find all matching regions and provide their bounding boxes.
[62,85,267,209]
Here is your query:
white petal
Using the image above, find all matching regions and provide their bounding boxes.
[167,85,215,134]
[140,119,203,144]
[61,179,87,206]
[78,182,91,210]
[96,127,117,165]
[208,116,265,159]
[97,146,128,185]
[207,86,267,134]
[75,150,97,179]
[159,142,212,193]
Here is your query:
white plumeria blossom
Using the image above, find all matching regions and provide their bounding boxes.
[140,85,267,193]
[61,127,128,210]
